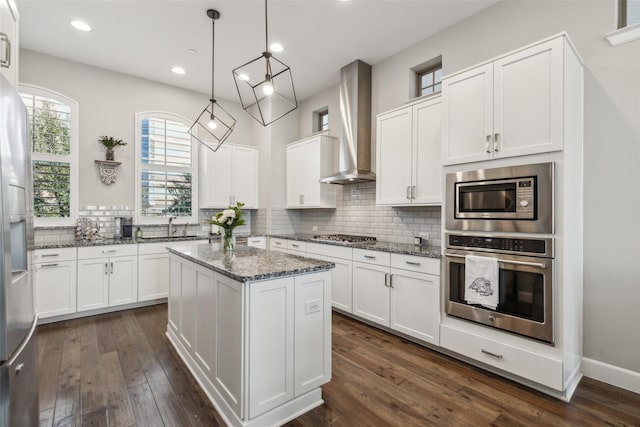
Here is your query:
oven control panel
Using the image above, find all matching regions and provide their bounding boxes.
[447,234,550,256]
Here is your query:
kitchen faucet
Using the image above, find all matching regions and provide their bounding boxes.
[168,216,176,237]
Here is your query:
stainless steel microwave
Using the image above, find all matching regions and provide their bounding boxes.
[446,162,553,234]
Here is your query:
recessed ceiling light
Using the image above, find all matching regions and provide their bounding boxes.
[70,20,92,32]
[172,66,186,75]
[237,73,250,81]
[269,43,284,53]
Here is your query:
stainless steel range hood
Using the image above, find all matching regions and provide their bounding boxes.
[320,60,376,184]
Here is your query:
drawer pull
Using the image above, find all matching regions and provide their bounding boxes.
[274,241,282,245]
[481,349,503,359]
[406,261,421,266]
[364,255,375,260]
[292,244,299,248]
[102,250,117,254]
[40,263,59,268]
[41,254,60,258]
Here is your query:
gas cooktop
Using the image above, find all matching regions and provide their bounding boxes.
[312,234,377,244]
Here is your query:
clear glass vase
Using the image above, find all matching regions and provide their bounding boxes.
[223,229,235,252]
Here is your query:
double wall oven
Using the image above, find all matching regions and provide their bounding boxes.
[444,162,555,344]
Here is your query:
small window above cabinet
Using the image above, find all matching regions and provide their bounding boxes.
[286,134,337,209]
[199,143,259,209]
[376,95,442,206]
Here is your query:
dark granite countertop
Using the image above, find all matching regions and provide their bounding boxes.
[34,235,210,250]
[270,234,441,259]
[168,244,335,283]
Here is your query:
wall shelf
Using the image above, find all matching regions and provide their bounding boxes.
[95,160,121,185]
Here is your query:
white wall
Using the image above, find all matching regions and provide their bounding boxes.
[19,49,254,209]
[298,1,640,375]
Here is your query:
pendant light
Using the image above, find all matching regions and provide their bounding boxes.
[232,0,298,126]
[188,9,236,152]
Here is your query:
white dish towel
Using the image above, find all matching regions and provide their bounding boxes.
[465,255,499,310]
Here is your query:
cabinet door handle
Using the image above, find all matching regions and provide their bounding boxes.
[0,32,11,69]
[411,185,416,200]
[364,255,375,260]
[494,133,500,152]
[406,186,411,199]
[301,194,304,205]
[110,262,114,274]
[105,262,108,274]
[102,250,117,254]
[481,349,503,359]
[40,263,59,268]
[41,254,60,258]
[389,274,394,288]
[406,261,421,266]
[485,134,492,153]
[384,272,389,287]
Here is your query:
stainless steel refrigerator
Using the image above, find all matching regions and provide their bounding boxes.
[0,73,38,426]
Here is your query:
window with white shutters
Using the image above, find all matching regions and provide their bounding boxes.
[136,112,197,223]
[19,85,78,225]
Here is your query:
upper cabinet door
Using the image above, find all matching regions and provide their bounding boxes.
[199,144,232,208]
[302,137,322,207]
[493,37,563,158]
[232,145,259,209]
[442,63,493,165]
[376,107,413,206]
[412,98,442,205]
[286,142,305,208]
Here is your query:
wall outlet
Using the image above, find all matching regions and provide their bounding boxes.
[419,232,430,241]
[312,225,318,231]
[305,299,321,314]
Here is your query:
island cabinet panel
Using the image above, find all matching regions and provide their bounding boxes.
[214,274,243,417]
[168,256,181,333]
[179,262,195,352]
[248,277,295,419]
[194,266,215,377]
[294,273,332,396]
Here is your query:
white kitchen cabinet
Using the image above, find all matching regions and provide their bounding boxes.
[286,135,337,209]
[33,248,77,319]
[443,35,579,165]
[199,143,259,209]
[246,236,266,249]
[376,96,442,206]
[0,0,19,86]
[352,249,441,345]
[269,237,289,253]
[77,244,138,312]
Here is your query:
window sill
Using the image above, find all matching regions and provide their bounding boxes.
[605,23,640,46]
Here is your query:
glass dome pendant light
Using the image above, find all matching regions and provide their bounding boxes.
[188,9,236,152]
[232,0,298,126]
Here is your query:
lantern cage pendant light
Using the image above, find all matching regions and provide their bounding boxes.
[188,9,236,152]
[232,0,298,126]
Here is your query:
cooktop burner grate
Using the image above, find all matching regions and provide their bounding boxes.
[312,234,377,243]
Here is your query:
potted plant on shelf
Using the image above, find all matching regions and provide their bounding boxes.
[98,135,127,161]
[208,202,245,252]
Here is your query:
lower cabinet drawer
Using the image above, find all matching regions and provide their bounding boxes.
[440,324,563,390]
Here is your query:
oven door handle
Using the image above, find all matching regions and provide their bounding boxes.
[445,253,547,269]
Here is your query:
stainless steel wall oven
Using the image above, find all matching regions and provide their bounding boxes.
[445,233,554,344]
[446,162,553,234]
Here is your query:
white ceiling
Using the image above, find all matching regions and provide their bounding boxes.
[16,0,498,102]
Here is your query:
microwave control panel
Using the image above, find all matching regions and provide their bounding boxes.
[516,178,535,213]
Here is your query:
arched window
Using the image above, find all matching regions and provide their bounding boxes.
[135,112,198,224]
[19,85,79,225]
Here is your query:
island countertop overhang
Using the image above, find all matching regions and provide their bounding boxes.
[168,243,335,283]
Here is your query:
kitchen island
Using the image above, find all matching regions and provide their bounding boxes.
[166,243,334,427]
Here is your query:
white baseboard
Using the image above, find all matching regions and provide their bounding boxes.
[582,357,640,395]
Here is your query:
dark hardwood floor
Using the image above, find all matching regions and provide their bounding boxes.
[38,304,640,426]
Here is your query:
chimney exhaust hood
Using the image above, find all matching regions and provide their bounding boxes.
[320,60,376,184]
